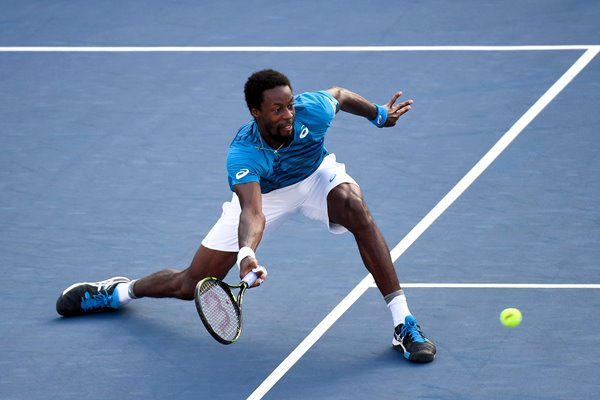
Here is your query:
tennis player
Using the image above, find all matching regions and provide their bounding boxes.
[56,69,436,363]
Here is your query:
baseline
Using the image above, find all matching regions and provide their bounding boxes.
[0,45,599,52]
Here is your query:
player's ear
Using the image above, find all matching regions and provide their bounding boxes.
[251,107,260,118]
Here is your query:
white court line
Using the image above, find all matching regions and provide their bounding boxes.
[389,46,599,260]
[247,47,600,400]
[369,283,600,289]
[0,45,599,52]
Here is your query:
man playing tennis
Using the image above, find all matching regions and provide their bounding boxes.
[56,69,437,363]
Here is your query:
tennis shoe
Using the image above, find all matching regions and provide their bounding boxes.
[393,315,436,363]
[56,276,130,317]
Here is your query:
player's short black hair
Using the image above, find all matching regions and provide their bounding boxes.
[244,69,292,113]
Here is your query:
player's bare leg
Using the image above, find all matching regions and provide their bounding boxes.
[327,183,436,362]
[326,183,399,296]
[132,245,236,300]
[56,245,236,317]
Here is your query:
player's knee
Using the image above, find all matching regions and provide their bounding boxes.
[331,189,373,232]
[174,270,197,300]
[179,283,196,301]
[348,198,374,231]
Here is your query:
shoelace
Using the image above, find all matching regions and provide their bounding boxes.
[400,321,427,343]
[80,289,112,311]
[92,279,116,290]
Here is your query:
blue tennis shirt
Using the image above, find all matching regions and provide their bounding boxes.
[227,90,339,193]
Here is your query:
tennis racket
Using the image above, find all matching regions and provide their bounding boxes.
[194,271,259,344]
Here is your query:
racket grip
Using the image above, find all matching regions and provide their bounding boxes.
[242,271,259,286]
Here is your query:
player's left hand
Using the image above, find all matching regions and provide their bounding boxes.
[382,91,413,127]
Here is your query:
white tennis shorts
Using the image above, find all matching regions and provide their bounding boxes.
[201,153,358,252]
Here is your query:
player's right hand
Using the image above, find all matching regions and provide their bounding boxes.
[239,257,267,287]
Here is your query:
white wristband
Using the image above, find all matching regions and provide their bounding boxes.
[237,246,256,269]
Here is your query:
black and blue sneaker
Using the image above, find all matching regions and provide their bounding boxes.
[393,315,436,363]
[56,277,130,317]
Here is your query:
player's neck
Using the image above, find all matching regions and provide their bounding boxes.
[258,130,292,151]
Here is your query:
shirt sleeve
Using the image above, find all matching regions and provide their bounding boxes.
[293,91,339,130]
[226,143,263,191]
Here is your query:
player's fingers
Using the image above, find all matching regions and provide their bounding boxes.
[396,102,413,116]
[387,100,413,122]
[386,91,403,107]
[392,99,413,112]
[383,102,413,127]
[252,266,267,286]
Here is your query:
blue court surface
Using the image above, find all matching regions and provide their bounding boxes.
[2,2,600,399]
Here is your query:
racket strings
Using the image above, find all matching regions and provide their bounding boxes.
[197,281,241,341]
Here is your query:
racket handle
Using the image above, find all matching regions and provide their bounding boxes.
[241,271,259,286]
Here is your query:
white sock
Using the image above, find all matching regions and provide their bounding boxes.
[115,282,135,306]
[387,294,412,327]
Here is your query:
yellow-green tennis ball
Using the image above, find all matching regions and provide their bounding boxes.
[500,308,522,328]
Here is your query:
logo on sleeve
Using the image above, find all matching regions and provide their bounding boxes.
[299,126,309,139]
[236,168,250,179]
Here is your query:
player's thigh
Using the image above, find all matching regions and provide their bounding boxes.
[300,154,359,233]
[326,182,368,227]
[186,245,237,281]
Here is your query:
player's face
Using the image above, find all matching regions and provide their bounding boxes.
[252,85,295,145]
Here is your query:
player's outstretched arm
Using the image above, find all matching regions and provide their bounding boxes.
[234,181,267,286]
[325,86,413,128]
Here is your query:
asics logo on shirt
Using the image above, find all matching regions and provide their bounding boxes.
[236,168,250,179]
[299,126,309,139]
